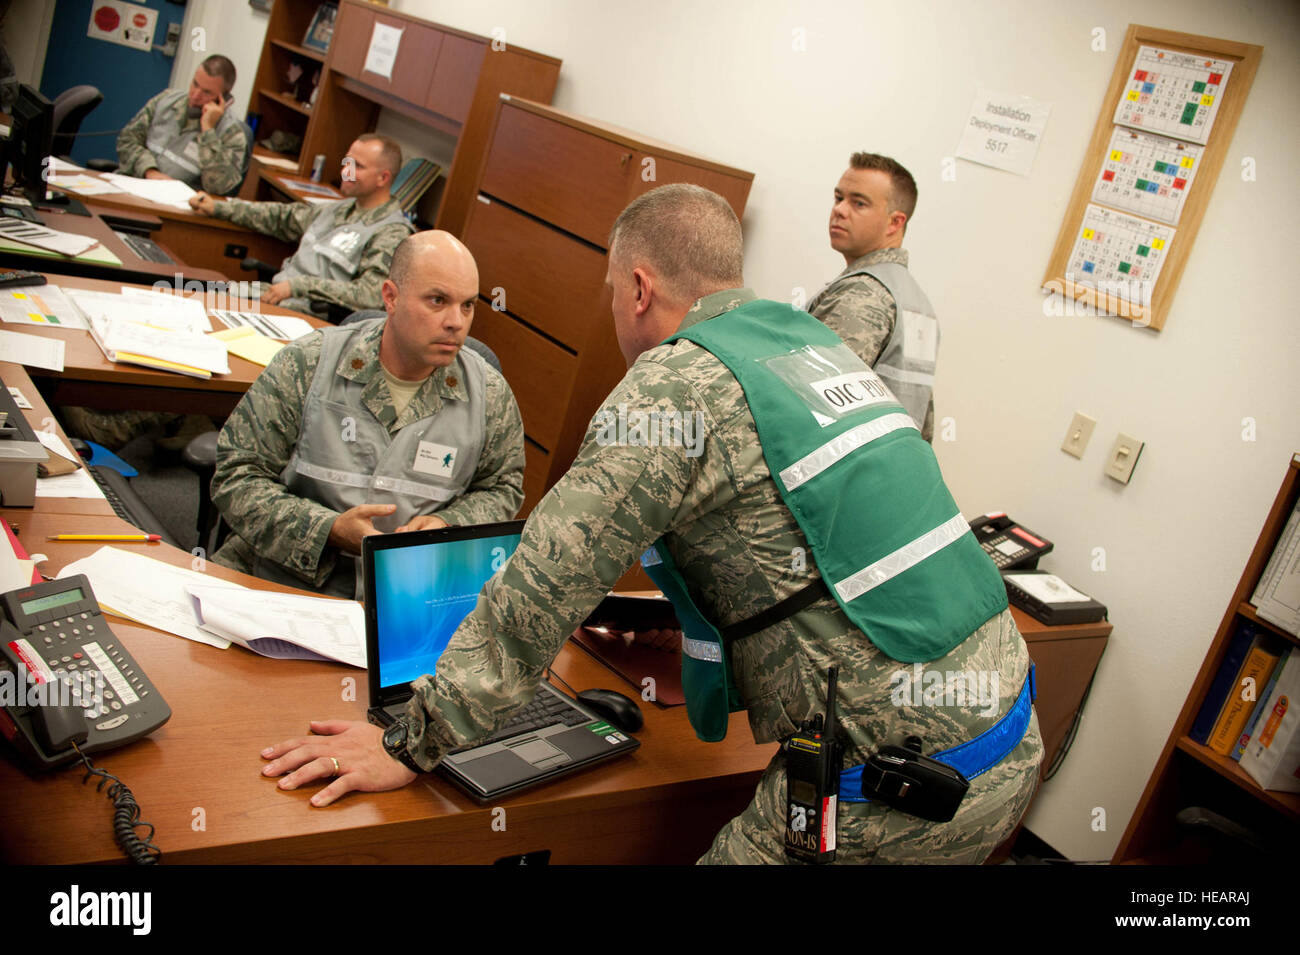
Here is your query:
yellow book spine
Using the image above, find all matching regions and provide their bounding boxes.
[1208,648,1280,754]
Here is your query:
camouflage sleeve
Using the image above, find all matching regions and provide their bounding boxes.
[212,198,314,244]
[400,359,723,769]
[807,276,896,367]
[115,92,167,177]
[433,368,525,526]
[284,221,410,311]
[210,334,342,588]
[196,122,250,196]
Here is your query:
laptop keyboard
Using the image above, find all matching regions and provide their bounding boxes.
[474,687,592,747]
[113,230,175,264]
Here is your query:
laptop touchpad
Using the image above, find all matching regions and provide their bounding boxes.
[506,736,571,768]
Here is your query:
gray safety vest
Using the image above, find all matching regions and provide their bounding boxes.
[143,90,242,189]
[809,261,938,434]
[255,318,489,598]
[274,201,411,311]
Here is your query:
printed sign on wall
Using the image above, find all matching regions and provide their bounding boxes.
[88,0,158,53]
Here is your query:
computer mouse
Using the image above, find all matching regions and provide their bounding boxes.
[577,688,643,734]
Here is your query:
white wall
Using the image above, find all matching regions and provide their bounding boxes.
[5,0,55,87]
[183,0,1300,859]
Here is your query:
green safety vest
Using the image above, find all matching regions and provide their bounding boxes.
[642,299,1006,741]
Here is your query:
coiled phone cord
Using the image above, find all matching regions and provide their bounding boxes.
[72,742,162,865]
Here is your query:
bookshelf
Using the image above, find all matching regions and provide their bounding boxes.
[1113,454,1300,863]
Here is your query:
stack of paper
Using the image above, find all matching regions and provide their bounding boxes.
[0,286,88,329]
[65,287,229,378]
[101,173,198,210]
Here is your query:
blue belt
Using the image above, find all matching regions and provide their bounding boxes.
[839,664,1036,803]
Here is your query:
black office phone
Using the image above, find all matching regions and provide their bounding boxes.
[0,575,171,770]
[969,513,1054,571]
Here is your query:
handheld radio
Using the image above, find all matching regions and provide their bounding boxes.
[783,666,842,863]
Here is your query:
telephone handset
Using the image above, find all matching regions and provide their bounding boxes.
[0,575,170,770]
[969,513,1053,571]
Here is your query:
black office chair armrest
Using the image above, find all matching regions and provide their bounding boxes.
[86,158,119,172]
[240,257,279,282]
[309,300,356,325]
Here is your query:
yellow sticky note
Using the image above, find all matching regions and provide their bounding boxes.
[209,326,283,367]
[1082,228,1095,240]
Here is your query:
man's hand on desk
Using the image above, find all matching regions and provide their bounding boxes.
[188,191,217,215]
[327,503,396,554]
[261,720,416,807]
[144,169,175,181]
[395,514,447,534]
[260,281,293,306]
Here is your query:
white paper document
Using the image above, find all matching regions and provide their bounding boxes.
[35,467,105,499]
[47,174,124,197]
[364,22,403,79]
[57,547,244,649]
[102,173,198,210]
[0,285,88,329]
[35,429,79,463]
[0,524,36,593]
[187,586,367,668]
[956,87,1052,177]
[0,329,65,371]
[68,287,211,335]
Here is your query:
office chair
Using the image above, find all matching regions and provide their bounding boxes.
[51,85,103,159]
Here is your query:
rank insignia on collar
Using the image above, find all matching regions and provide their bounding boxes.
[446,376,458,388]
[351,358,364,370]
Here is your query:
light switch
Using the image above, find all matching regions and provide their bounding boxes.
[1061,412,1096,459]
[1104,432,1144,484]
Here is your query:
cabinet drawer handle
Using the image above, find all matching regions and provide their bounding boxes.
[619,152,632,168]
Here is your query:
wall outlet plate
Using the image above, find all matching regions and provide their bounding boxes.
[1061,412,1096,459]
[1104,432,1144,484]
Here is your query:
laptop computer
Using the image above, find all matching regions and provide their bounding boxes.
[362,520,640,801]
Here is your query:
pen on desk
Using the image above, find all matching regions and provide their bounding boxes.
[47,534,161,542]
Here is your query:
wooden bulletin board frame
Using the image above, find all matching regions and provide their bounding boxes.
[1042,25,1262,331]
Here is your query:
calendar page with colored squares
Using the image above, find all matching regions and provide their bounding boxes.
[1112,45,1233,146]
[1065,204,1176,308]
[0,286,88,329]
[1091,128,1203,225]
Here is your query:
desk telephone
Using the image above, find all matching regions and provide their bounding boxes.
[969,513,1054,570]
[0,575,171,770]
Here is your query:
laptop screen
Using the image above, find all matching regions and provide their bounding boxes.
[367,522,523,692]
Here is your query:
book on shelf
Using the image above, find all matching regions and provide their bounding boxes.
[1233,646,1292,761]
[1207,639,1285,755]
[1188,619,1265,745]
[1239,650,1300,792]
[391,158,443,212]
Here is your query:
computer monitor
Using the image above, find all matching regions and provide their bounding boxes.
[4,84,54,202]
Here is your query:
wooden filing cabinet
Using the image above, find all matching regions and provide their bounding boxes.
[464,97,754,514]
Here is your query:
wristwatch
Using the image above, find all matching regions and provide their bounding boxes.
[382,717,422,773]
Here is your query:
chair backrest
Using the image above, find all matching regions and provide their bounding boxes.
[52,85,103,158]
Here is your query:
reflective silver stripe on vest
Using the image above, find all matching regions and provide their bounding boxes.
[834,512,970,602]
[291,459,373,489]
[372,474,457,502]
[293,459,460,503]
[682,636,723,662]
[779,412,917,491]
[873,364,935,387]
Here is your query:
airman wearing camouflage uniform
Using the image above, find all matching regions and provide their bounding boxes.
[260,185,1040,865]
[116,56,250,196]
[210,231,524,599]
[194,134,412,314]
[807,153,936,442]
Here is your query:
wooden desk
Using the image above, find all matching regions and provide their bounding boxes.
[13,273,327,418]
[50,178,296,279]
[4,202,228,287]
[0,507,774,865]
